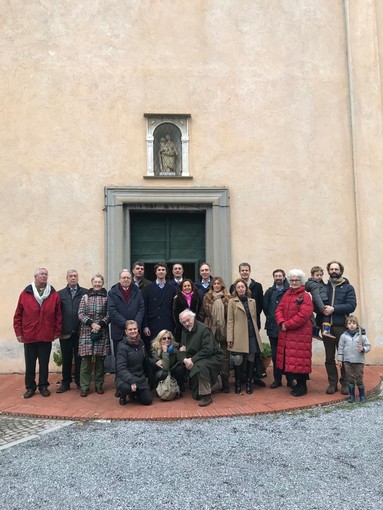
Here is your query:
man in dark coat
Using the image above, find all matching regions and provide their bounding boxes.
[168,262,184,290]
[13,267,62,399]
[142,263,177,346]
[195,262,213,301]
[132,261,152,290]
[263,268,293,389]
[108,269,145,357]
[322,260,357,395]
[57,269,87,392]
[230,262,263,329]
[179,309,223,407]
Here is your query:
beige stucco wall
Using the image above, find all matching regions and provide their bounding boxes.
[1,0,382,372]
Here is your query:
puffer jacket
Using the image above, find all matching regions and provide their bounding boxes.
[326,278,357,326]
[115,337,150,391]
[275,286,313,374]
[338,329,371,364]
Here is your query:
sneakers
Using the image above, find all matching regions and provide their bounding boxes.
[39,387,51,397]
[56,385,70,394]
[198,395,212,407]
[23,389,35,399]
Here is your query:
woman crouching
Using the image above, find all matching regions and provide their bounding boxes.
[150,330,186,394]
[116,320,152,406]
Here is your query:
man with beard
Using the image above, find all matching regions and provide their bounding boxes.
[322,260,357,395]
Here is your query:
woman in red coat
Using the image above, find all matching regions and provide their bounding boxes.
[275,269,313,397]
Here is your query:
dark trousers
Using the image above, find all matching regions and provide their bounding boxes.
[59,333,81,387]
[118,382,153,405]
[269,336,295,384]
[344,363,364,387]
[323,325,347,387]
[24,342,52,390]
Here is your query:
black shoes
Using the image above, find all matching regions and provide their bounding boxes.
[23,389,35,399]
[221,374,230,393]
[326,385,338,395]
[56,385,70,394]
[80,388,89,397]
[270,380,282,389]
[340,386,350,396]
[95,387,104,394]
[291,385,307,397]
[119,396,127,406]
[39,387,51,397]
[253,379,266,388]
[199,395,212,407]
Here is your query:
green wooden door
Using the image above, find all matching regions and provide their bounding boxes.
[130,212,205,280]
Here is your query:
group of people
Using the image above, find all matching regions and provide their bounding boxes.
[13,259,370,407]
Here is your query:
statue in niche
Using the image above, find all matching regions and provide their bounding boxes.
[159,134,179,174]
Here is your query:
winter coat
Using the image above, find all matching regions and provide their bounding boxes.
[275,286,313,374]
[78,288,110,357]
[115,337,150,391]
[263,280,290,338]
[227,297,263,354]
[338,329,371,364]
[203,292,230,342]
[13,285,62,343]
[142,282,177,339]
[108,283,144,341]
[58,285,87,336]
[181,320,223,399]
[173,291,203,342]
[230,279,264,329]
[326,277,357,326]
[305,278,328,314]
[149,344,181,380]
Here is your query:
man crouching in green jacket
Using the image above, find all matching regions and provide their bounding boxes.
[179,309,223,407]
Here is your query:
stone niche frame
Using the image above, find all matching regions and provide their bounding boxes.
[144,114,191,178]
[104,186,231,285]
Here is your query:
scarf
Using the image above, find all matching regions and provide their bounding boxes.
[31,282,51,307]
[182,290,193,308]
[211,291,226,333]
[127,336,142,347]
[330,276,345,286]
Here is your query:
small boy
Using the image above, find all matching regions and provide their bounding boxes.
[305,266,334,339]
[337,315,371,403]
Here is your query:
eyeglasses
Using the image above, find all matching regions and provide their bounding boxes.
[290,279,301,283]
[161,336,172,340]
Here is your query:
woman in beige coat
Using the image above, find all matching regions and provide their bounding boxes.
[227,279,263,394]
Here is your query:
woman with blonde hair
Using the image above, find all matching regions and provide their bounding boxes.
[227,279,263,394]
[203,276,231,392]
[149,329,186,393]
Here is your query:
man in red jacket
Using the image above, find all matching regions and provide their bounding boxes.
[13,267,62,398]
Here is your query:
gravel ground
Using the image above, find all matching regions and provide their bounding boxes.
[1,399,382,510]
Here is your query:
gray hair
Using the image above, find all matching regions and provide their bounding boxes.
[287,269,307,285]
[179,309,196,321]
[34,267,48,277]
[91,273,104,283]
[119,269,132,278]
[66,269,78,276]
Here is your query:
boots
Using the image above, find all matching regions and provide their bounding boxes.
[221,373,230,393]
[246,361,254,395]
[234,365,242,394]
[348,384,355,403]
[322,322,336,339]
[358,385,366,402]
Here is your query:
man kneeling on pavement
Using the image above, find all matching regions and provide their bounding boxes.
[179,309,223,407]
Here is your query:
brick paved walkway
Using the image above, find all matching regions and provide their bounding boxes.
[0,366,381,421]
